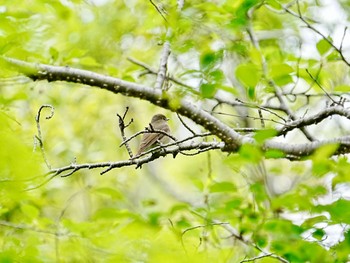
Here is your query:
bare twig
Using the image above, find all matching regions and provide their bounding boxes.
[177,113,196,135]
[258,109,265,128]
[246,6,316,142]
[182,222,229,237]
[46,141,224,176]
[127,57,197,92]
[148,0,168,23]
[34,104,54,169]
[120,128,177,148]
[117,107,134,158]
[305,69,338,105]
[0,220,67,236]
[189,211,290,263]
[340,27,348,53]
[129,132,213,161]
[240,253,274,263]
[282,0,350,66]
[24,174,56,191]
[217,97,287,122]
[211,111,286,126]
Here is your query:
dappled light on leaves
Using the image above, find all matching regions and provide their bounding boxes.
[1,0,350,262]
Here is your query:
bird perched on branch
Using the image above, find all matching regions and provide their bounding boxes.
[135,114,171,156]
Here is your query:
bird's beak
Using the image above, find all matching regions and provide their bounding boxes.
[166,118,170,121]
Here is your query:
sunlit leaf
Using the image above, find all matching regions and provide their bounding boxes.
[239,144,262,163]
[209,182,236,193]
[319,199,350,224]
[236,63,260,88]
[269,63,294,85]
[254,128,277,144]
[316,38,333,56]
[200,83,216,98]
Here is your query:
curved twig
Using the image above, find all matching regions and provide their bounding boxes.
[34,104,54,169]
[117,107,134,158]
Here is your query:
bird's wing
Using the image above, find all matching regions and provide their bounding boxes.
[136,132,163,155]
[136,121,170,155]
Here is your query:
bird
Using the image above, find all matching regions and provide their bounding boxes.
[135,114,171,156]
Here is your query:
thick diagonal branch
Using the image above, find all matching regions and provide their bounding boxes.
[4,56,244,151]
[5,56,350,158]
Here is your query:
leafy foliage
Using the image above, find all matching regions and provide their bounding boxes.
[1,0,350,262]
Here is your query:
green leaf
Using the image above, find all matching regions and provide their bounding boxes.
[247,86,255,100]
[254,128,277,144]
[230,0,260,28]
[94,187,122,199]
[209,182,236,193]
[316,38,333,56]
[92,208,135,220]
[312,228,325,241]
[239,144,262,163]
[209,69,224,82]
[250,183,268,202]
[269,63,293,85]
[320,199,350,224]
[333,230,350,261]
[225,199,242,210]
[200,51,222,70]
[49,47,59,61]
[148,212,161,226]
[301,215,328,228]
[334,85,350,92]
[21,204,40,219]
[79,56,101,67]
[235,63,260,88]
[265,149,285,158]
[200,83,216,98]
[312,144,338,176]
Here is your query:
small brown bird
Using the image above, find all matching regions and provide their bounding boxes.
[135,114,171,156]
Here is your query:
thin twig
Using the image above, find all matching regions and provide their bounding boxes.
[282,0,350,66]
[34,104,54,169]
[189,211,290,263]
[117,107,134,158]
[45,141,224,176]
[148,0,168,23]
[24,174,56,191]
[127,57,197,91]
[305,69,338,105]
[177,113,196,135]
[258,109,265,128]
[215,96,287,122]
[120,128,177,148]
[340,27,348,52]
[240,253,274,263]
[182,222,229,237]
[246,6,315,142]
[0,220,67,236]
[210,110,286,126]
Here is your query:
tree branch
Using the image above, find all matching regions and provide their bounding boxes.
[3,56,244,151]
[277,105,350,136]
[4,56,350,159]
[154,40,171,90]
[47,141,224,176]
[117,107,134,158]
